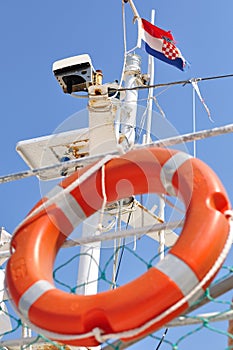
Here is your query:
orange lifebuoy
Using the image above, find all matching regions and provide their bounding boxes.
[6,147,232,346]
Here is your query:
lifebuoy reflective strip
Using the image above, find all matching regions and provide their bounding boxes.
[6,147,232,347]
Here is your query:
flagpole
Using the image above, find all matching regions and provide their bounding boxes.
[143,10,166,264]
[145,9,155,144]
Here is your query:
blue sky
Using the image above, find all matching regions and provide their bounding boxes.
[1,1,233,349]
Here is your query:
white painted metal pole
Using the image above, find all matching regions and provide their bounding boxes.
[76,216,101,296]
[0,269,12,339]
[145,9,155,144]
[192,84,197,157]
[144,10,165,260]
[75,85,118,350]
[1,123,233,184]
[120,53,141,146]
[21,324,32,350]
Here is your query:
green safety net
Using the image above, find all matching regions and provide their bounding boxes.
[1,232,233,350]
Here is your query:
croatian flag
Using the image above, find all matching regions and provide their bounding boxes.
[138,18,187,71]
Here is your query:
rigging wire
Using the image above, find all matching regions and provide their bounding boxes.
[114,200,135,283]
[135,102,149,142]
[112,200,123,289]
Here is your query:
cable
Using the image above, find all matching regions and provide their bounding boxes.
[112,72,233,92]
[155,328,168,350]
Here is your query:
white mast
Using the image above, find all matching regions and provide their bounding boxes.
[120,53,142,146]
[75,79,119,350]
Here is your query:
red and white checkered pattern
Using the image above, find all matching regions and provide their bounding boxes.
[162,40,179,60]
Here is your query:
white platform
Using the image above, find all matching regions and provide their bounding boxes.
[16,128,89,180]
